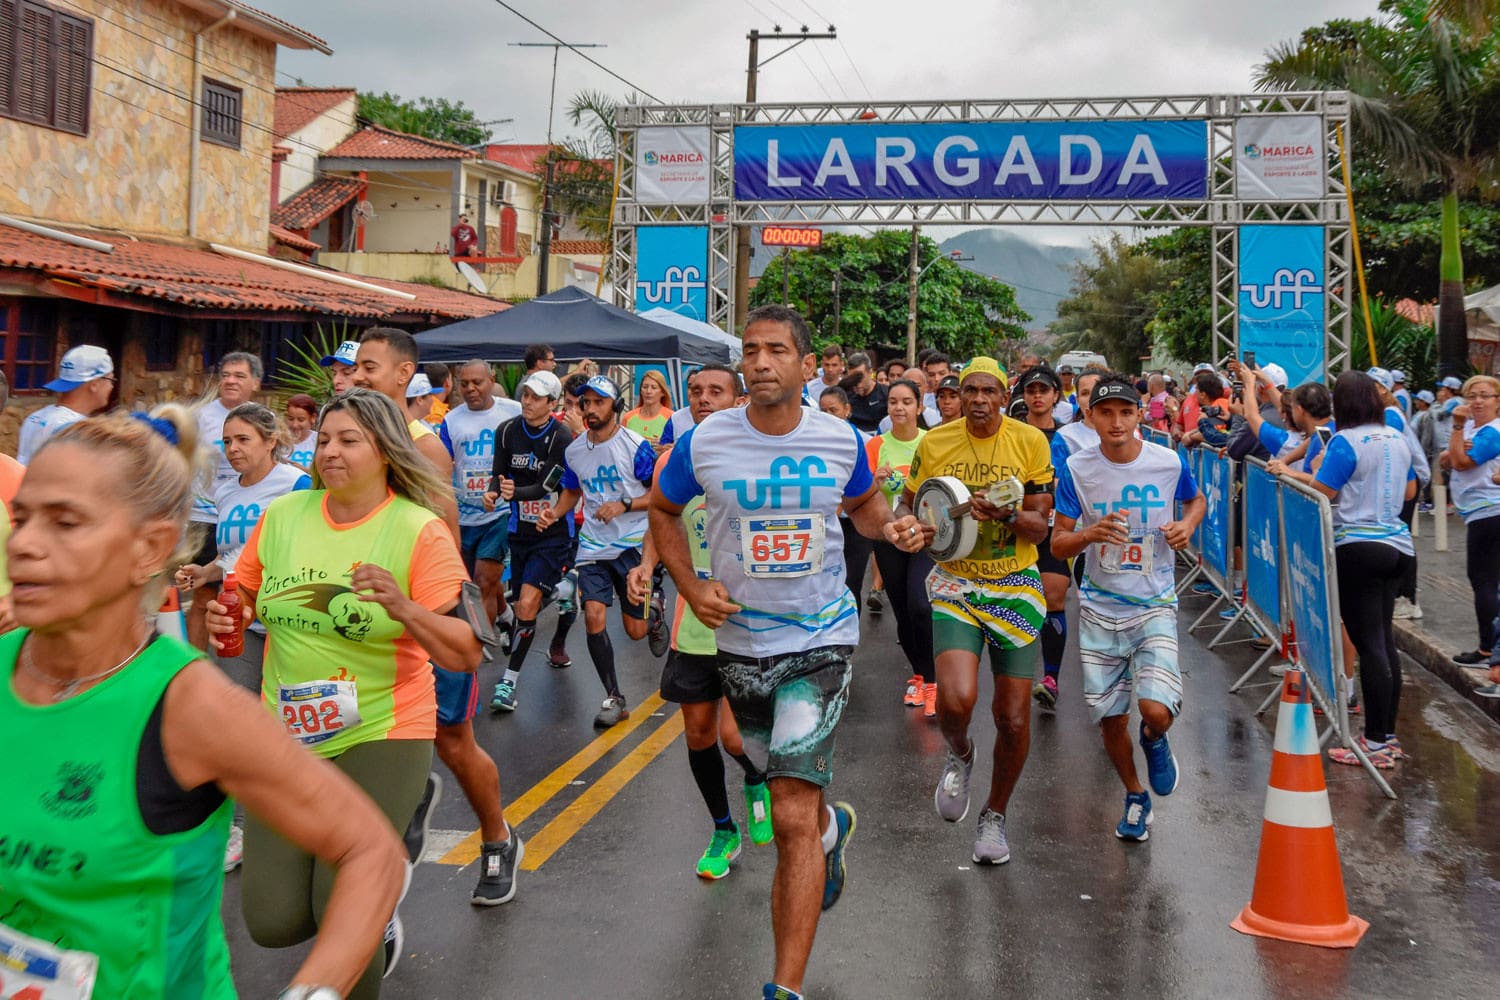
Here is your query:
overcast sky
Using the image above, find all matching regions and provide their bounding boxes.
[260,0,1378,245]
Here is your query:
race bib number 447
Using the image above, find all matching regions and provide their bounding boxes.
[740,514,824,578]
[278,680,361,746]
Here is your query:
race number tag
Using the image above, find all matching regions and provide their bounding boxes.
[740,515,824,578]
[925,566,968,600]
[517,499,549,524]
[1099,532,1154,575]
[0,921,98,999]
[278,680,361,746]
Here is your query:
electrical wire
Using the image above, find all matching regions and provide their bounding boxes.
[484,0,661,103]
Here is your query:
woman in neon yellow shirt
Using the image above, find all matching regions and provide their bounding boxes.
[0,406,407,1000]
[623,369,674,445]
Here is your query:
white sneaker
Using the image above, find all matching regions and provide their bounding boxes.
[222,823,244,873]
[1391,597,1422,620]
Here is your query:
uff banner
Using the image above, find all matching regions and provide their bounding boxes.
[1243,461,1282,630]
[635,127,711,204]
[1281,481,1339,699]
[1238,225,1326,388]
[733,120,1209,202]
[1198,448,1233,586]
[635,226,709,320]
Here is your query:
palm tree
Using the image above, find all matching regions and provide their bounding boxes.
[1255,0,1500,379]
[546,90,627,243]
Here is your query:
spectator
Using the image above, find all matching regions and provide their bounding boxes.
[319,340,359,397]
[16,345,116,465]
[451,213,481,257]
[423,363,454,426]
[1145,373,1177,433]
[807,342,845,399]
[1442,374,1500,668]
[524,344,557,374]
[841,351,888,435]
[921,351,952,411]
[405,373,446,424]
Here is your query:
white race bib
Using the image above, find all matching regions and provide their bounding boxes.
[1099,532,1154,576]
[739,514,825,579]
[0,921,98,999]
[278,680,361,746]
[925,566,968,600]
[517,498,549,524]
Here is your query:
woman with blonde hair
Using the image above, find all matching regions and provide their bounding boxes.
[1441,374,1500,668]
[0,404,406,999]
[623,369,675,445]
[209,387,481,996]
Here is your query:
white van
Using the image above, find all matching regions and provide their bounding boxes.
[1055,351,1109,372]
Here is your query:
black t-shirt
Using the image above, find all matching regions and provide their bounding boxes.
[846,382,889,434]
[493,416,574,539]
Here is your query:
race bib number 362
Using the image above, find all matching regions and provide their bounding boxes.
[278,680,361,746]
[740,514,824,578]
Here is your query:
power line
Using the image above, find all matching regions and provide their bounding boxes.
[836,40,875,100]
[484,0,661,103]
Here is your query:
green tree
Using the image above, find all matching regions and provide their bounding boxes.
[1049,234,1169,370]
[547,90,623,241]
[1139,228,1213,364]
[1256,0,1500,379]
[356,92,492,147]
[748,230,1029,361]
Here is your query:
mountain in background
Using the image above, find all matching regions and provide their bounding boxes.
[938,229,1089,330]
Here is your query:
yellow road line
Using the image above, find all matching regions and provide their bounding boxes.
[520,709,685,870]
[437,690,668,865]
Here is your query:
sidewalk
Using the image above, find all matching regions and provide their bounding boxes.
[1396,510,1499,724]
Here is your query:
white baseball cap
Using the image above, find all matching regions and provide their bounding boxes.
[1390,369,1407,382]
[45,345,114,392]
[319,341,360,367]
[405,373,443,399]
[1416,389,1435,404]
[1366,367,1395,391]
[1259,362,1289,388]
[1440,376,1463,391]
[518,370,563,400]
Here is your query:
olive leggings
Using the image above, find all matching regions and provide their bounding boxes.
[242,738,433,999]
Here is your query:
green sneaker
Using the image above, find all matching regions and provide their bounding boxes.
[695,826,742,880]
[744,780,774,845]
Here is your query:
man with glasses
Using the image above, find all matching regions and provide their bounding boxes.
[525,343,558,374]
[16,345,117,464]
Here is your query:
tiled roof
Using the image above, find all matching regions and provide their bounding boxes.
[274,86,356,140]
[269,225,321,253]
[484,144,607,177]
[550,239,608,256]
[0,224,504,322]
[327,125,475,160]
[273,176,362,230]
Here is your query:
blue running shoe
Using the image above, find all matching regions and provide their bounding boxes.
[490,679,518,712]
[1218,607,1239,621]
[763,985,803,1000]
[1191,581,1217,596]
[1115,790,1153,841]
[1139,720,1179,796]
[822,802,856,911]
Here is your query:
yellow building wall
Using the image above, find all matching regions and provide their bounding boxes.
[0,0,274,249]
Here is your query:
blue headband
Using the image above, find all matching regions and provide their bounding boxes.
[130,411,180,445]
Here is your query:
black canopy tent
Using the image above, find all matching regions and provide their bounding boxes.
[414,288,733,396]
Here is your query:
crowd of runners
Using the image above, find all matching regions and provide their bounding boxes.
[2,307,1498,1000]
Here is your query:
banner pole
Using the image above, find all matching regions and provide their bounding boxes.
[1335,123,1378,366]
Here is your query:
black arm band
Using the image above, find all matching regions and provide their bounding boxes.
[1024,481,1054,495]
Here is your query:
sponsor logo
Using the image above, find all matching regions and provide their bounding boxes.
[1244,143,1316,160]
[637,265,706,305]
[644,150,705,167]
[1240,267,1324,310]
[725,456,838,510]
[40,762,103,820]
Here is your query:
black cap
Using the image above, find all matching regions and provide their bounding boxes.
[1090,379,1139,409]
[1017,367,1061,393]
[936,375,960,393]
[1057,364,1075,375]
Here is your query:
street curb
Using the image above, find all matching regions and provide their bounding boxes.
[1393,621,1500,724]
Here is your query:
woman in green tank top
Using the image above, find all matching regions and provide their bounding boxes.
[0,406,408,1000]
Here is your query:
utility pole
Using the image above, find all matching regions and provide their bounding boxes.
[734,25,837,330]
[831,270,842,343]
[781,247,791,304]
[906,224,921,366]
[511,40,607,297]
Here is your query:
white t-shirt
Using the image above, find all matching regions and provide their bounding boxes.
[288,430,316,471]
[16,404,88,465]
[1450,418,1500,524]
[439,401,515,527]
[1314,425,1415,555]
[657,406,874,658]
[561,424,655,563]
[192,398,236,523]
[213,462,311,566]
[1056,441,1199,614]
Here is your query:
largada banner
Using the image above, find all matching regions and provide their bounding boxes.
[1235,115,1324,201]
[734,120,1209,202]
[635,226,709,321]
[1238,225,1326,387]
[636,126,711,205]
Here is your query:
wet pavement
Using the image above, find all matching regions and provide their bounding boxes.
[221,582,1500,1000]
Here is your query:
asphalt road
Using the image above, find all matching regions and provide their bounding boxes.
[222,586,1500,1000]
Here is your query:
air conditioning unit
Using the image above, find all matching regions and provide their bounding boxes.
[489,181,517,207]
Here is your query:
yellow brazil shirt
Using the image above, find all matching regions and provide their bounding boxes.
[907,416,1053,579]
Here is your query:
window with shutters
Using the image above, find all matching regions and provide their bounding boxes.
[0,0,92,135]
[200,77,241,149]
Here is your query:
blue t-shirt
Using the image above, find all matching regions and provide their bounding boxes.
[1314,426,1414,554]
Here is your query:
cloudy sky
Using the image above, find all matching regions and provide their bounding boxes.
[260,0,1378,243]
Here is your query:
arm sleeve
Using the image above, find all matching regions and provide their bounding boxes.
[437,421,456,460]
[407,519,471,612]
[1054,458,1082,518]
[1049,433,1070,474]
[1313,435,1357,492]
[1175,450,1199,501]
[233,518,265,591]
[657,426,704,505]
[293,474,312,491]
[659,418,676,447]
[1226,415,1258,460]
[1471,426,1500,464]
[843,425,874,498]
[559,460,579,493]
[633,438,657,486]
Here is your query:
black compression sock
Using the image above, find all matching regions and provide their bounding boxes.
[730,751,765,784]
[1041,611,1067,679]
[552,609,577,650]
[507,619,536,672]
[586,630,620,697]
[688,746,733,828]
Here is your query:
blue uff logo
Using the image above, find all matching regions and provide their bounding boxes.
[217,503,262,547]
[725,456,838,510]
[1091,484,1167,524]
[461,428,496,458]
[1240,268,1323,310]
[585,464,625,494]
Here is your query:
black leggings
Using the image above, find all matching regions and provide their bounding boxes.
[1466,515,1500,652]
[872,541,936,683]
[1397,498,1418,602]
[840,516,878,611]
[1336,542,1413,743]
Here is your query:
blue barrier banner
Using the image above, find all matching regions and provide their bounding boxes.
[1281,483,1337,698]
[733,120,1210,202]
[1243,463,1281,629]
[1238,225,1326,387]
[1198,448,1232,584]
[1146,428,1172,449]
[1184,445,1204,554]
[634,226,709,320]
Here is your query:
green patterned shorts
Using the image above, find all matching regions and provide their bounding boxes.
[716,644,852,788]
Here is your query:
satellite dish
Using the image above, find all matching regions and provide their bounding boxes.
[456,260,487,295]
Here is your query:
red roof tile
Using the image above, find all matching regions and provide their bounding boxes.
[549,239,607,256]
[273,176,362,230]
[0,224,504,322]
[484,144,608,177]
[269,225,321,253]
[274,86,356,140]
[327,125,475,161]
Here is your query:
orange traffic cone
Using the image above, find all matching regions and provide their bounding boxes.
[156,586,187,643]
[1231,669,1368,948]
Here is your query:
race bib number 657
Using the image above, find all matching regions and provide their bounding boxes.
[740,514,825,578]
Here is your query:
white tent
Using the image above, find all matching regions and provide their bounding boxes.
[640,308,743,360]
[1466,284,1500,342]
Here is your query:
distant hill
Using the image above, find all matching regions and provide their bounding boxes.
[938,230,1087,330]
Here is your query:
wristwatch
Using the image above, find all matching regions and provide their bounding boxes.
[622,495,633,512]
[276,987,341,1000]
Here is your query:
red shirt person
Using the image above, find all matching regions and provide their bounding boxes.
[451,214,479,257]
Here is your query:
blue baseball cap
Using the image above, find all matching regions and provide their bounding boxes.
[575,374,620,400]
[319,341,359,367]
[45,345,114,391]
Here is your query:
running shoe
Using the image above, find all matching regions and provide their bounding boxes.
[223,822,244,873]
[1384,736,1410,760]
[972,808,1010,865]
[1348,693,1362,714]
[744,780,774,845]
[923,683,937,719]
[1139,721,1179,797]
[696,826,742,880]
[1328,737,1395,769]
[402,773,442,865]
[903,675,924,707]
[1453,650,1490,666]
[472,831,525,906]
[647,587,670,658]
[1391,597,1422,620]
[1115,790,1153,842]
[548,645,572,669]
[594,695,629,728]
[1032,675,1058,712]
[382,913,404,978]
[821,802,856,911]
[1190,581,1218,596]
[934,745,973,823]
[1218,607,1239,621]
[763,985,803,1000]
[1417,502,1434,513]
[490,679,518,713]
[1475,683,1500,698]
[866,589,884,615]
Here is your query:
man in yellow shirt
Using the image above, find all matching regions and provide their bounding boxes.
[901,357,1054,866]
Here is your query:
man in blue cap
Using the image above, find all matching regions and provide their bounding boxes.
[319,340,359,396]
[16,345,116,465]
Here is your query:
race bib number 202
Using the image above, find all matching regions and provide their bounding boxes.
[278,680,361,746]
[740,514,825,579]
